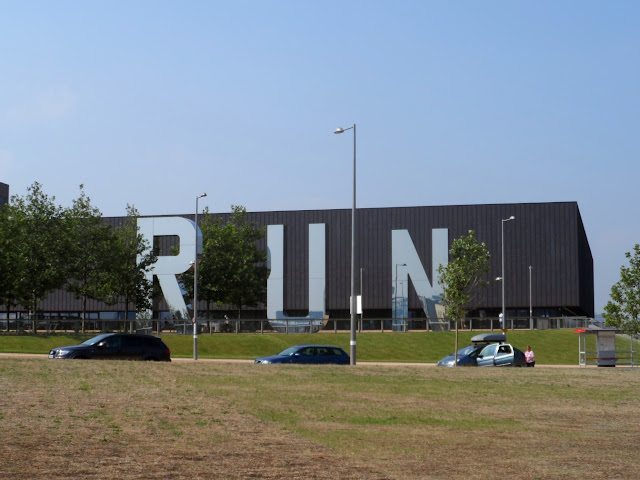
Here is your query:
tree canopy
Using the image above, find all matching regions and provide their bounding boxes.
[10,182,70,320]
[66,185,116,324]
[106,205,157,324]
[603,244,640,334]
[0,202,24,325]
[437,230,491,364]
[0,183,157,332]
[1,183,268,328]
[183,205,268,319]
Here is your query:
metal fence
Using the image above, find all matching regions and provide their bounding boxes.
[0,316,593,335]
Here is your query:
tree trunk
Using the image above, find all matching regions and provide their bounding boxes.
[82,295,87,334]
[31,293,37,335]
[125,296,132,333]
[454,319,459,367]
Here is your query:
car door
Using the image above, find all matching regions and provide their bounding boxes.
[317,346,347,364]
[328,347,349,365]
[122,335,145,360]
[494,344,514,366]
[293,346,317,364]
[476,344,497,367]
[314,346,331,364]
[93,335,124,359]
[512,348,525,366]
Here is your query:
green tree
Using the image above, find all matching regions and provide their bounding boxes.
[0,202,25,331]
[11,182,70,331]
[186,205,268,319]
[603,244,640,334]
[105,205,157,332]
[66,185,116,331]
[437,230,491,365]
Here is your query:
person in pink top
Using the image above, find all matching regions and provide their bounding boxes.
[524,345,535,367]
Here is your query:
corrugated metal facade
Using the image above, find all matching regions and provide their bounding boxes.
[18,201,595,318]
[235,202,593,317]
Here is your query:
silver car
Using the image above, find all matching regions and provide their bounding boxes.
[476,342,525,367]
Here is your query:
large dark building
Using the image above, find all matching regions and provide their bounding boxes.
[1,201,594,325]
[242,201,594,321]
[0,182,8,205]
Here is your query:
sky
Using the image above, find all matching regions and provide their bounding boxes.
[1,1,639,315]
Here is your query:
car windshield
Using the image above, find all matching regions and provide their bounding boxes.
[457,345,481,356]
[81,334,112,346]
[278,346,302,356]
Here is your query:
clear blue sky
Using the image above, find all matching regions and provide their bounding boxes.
[1,1,638,315]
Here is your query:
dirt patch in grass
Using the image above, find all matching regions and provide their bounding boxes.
[0,360,386,480]
[1,359,639,479]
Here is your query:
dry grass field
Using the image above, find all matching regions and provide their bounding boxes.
[1,358,639,480]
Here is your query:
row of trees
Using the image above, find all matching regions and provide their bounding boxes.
[603,244,640,334]
[0,183,268,329]
[0,183,156,329]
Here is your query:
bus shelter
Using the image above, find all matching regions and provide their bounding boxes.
[576,328,638,367]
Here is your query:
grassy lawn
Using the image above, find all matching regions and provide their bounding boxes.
[0,329,597,364]
[1,358,638,479]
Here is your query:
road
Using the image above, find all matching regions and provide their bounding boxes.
[0,352,587,366]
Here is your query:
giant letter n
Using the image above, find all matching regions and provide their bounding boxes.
[392,228,448,323]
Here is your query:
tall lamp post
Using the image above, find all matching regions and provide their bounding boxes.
[529,265,533,330]
[401,280,406,332]
[500,215,515,336]
[193,192,207,360]
[334,124,357,365]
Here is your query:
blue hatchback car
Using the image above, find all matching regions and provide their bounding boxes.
[254,344,350,365]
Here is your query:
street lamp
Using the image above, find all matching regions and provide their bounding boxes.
[529,265,533,330]
[500,215,515,336]
[401,280,406,332]
[193,192,207,360]
[395,263,407,326]
[334,124,357,365]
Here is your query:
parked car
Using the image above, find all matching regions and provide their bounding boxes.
[476,342,525,367]
[254,344,349,365]
[437,333,508,367]
[437,344,486,367]
[48,333,171,361]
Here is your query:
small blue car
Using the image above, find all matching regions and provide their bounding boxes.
[437,333,509,367]
[254,344,349,365]
[476,343,526,367]
[437,343,487,367]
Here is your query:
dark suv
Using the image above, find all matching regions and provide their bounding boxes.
[48,333,171,361]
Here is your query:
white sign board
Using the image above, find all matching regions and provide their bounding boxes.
[350,295,363,315]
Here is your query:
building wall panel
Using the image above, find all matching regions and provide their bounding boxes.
[16,202,593,318]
